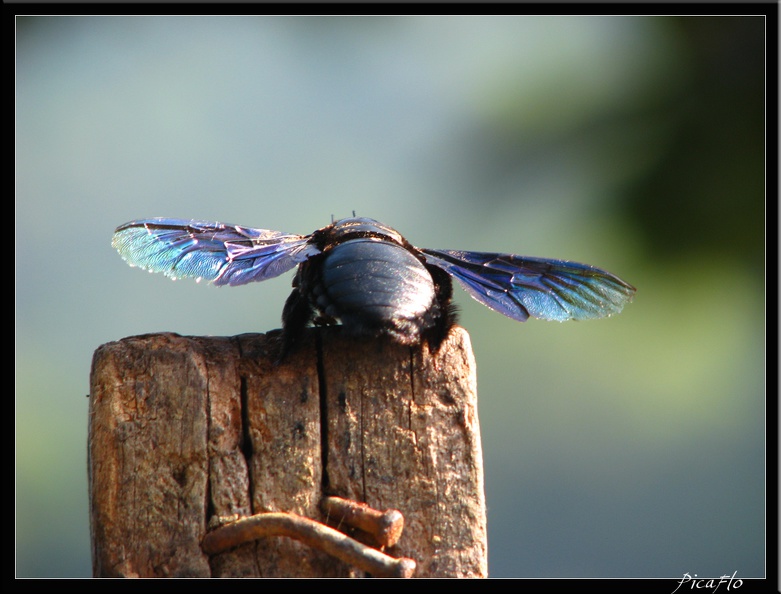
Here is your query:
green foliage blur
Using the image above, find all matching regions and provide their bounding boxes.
[624,18,764,274]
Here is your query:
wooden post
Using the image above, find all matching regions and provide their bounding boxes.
[88,326,487,578]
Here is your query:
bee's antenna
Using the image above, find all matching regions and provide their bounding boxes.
[331,212,356,223]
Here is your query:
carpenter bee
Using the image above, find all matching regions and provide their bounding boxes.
[112,216,635,355]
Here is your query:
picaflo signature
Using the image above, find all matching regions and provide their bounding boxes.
[671,572,743,594]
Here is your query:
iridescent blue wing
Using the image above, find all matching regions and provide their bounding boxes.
[421,248,635,322]
[112,218,320,286]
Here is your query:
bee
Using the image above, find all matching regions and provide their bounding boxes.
[113,216,635,355]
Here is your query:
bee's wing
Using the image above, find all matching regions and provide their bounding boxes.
[112,218,319,286]
[421,248,635,322]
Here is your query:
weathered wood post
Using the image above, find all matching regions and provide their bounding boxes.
[88,325,487,577]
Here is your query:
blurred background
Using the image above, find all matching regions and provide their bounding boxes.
[16,16,766,578]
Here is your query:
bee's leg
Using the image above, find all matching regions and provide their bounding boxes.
[423,264,458,353]
[279,286,312,362]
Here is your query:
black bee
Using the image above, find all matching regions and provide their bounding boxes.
[112,216,635,355]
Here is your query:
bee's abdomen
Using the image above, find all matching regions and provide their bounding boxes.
[315,238,439,344]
